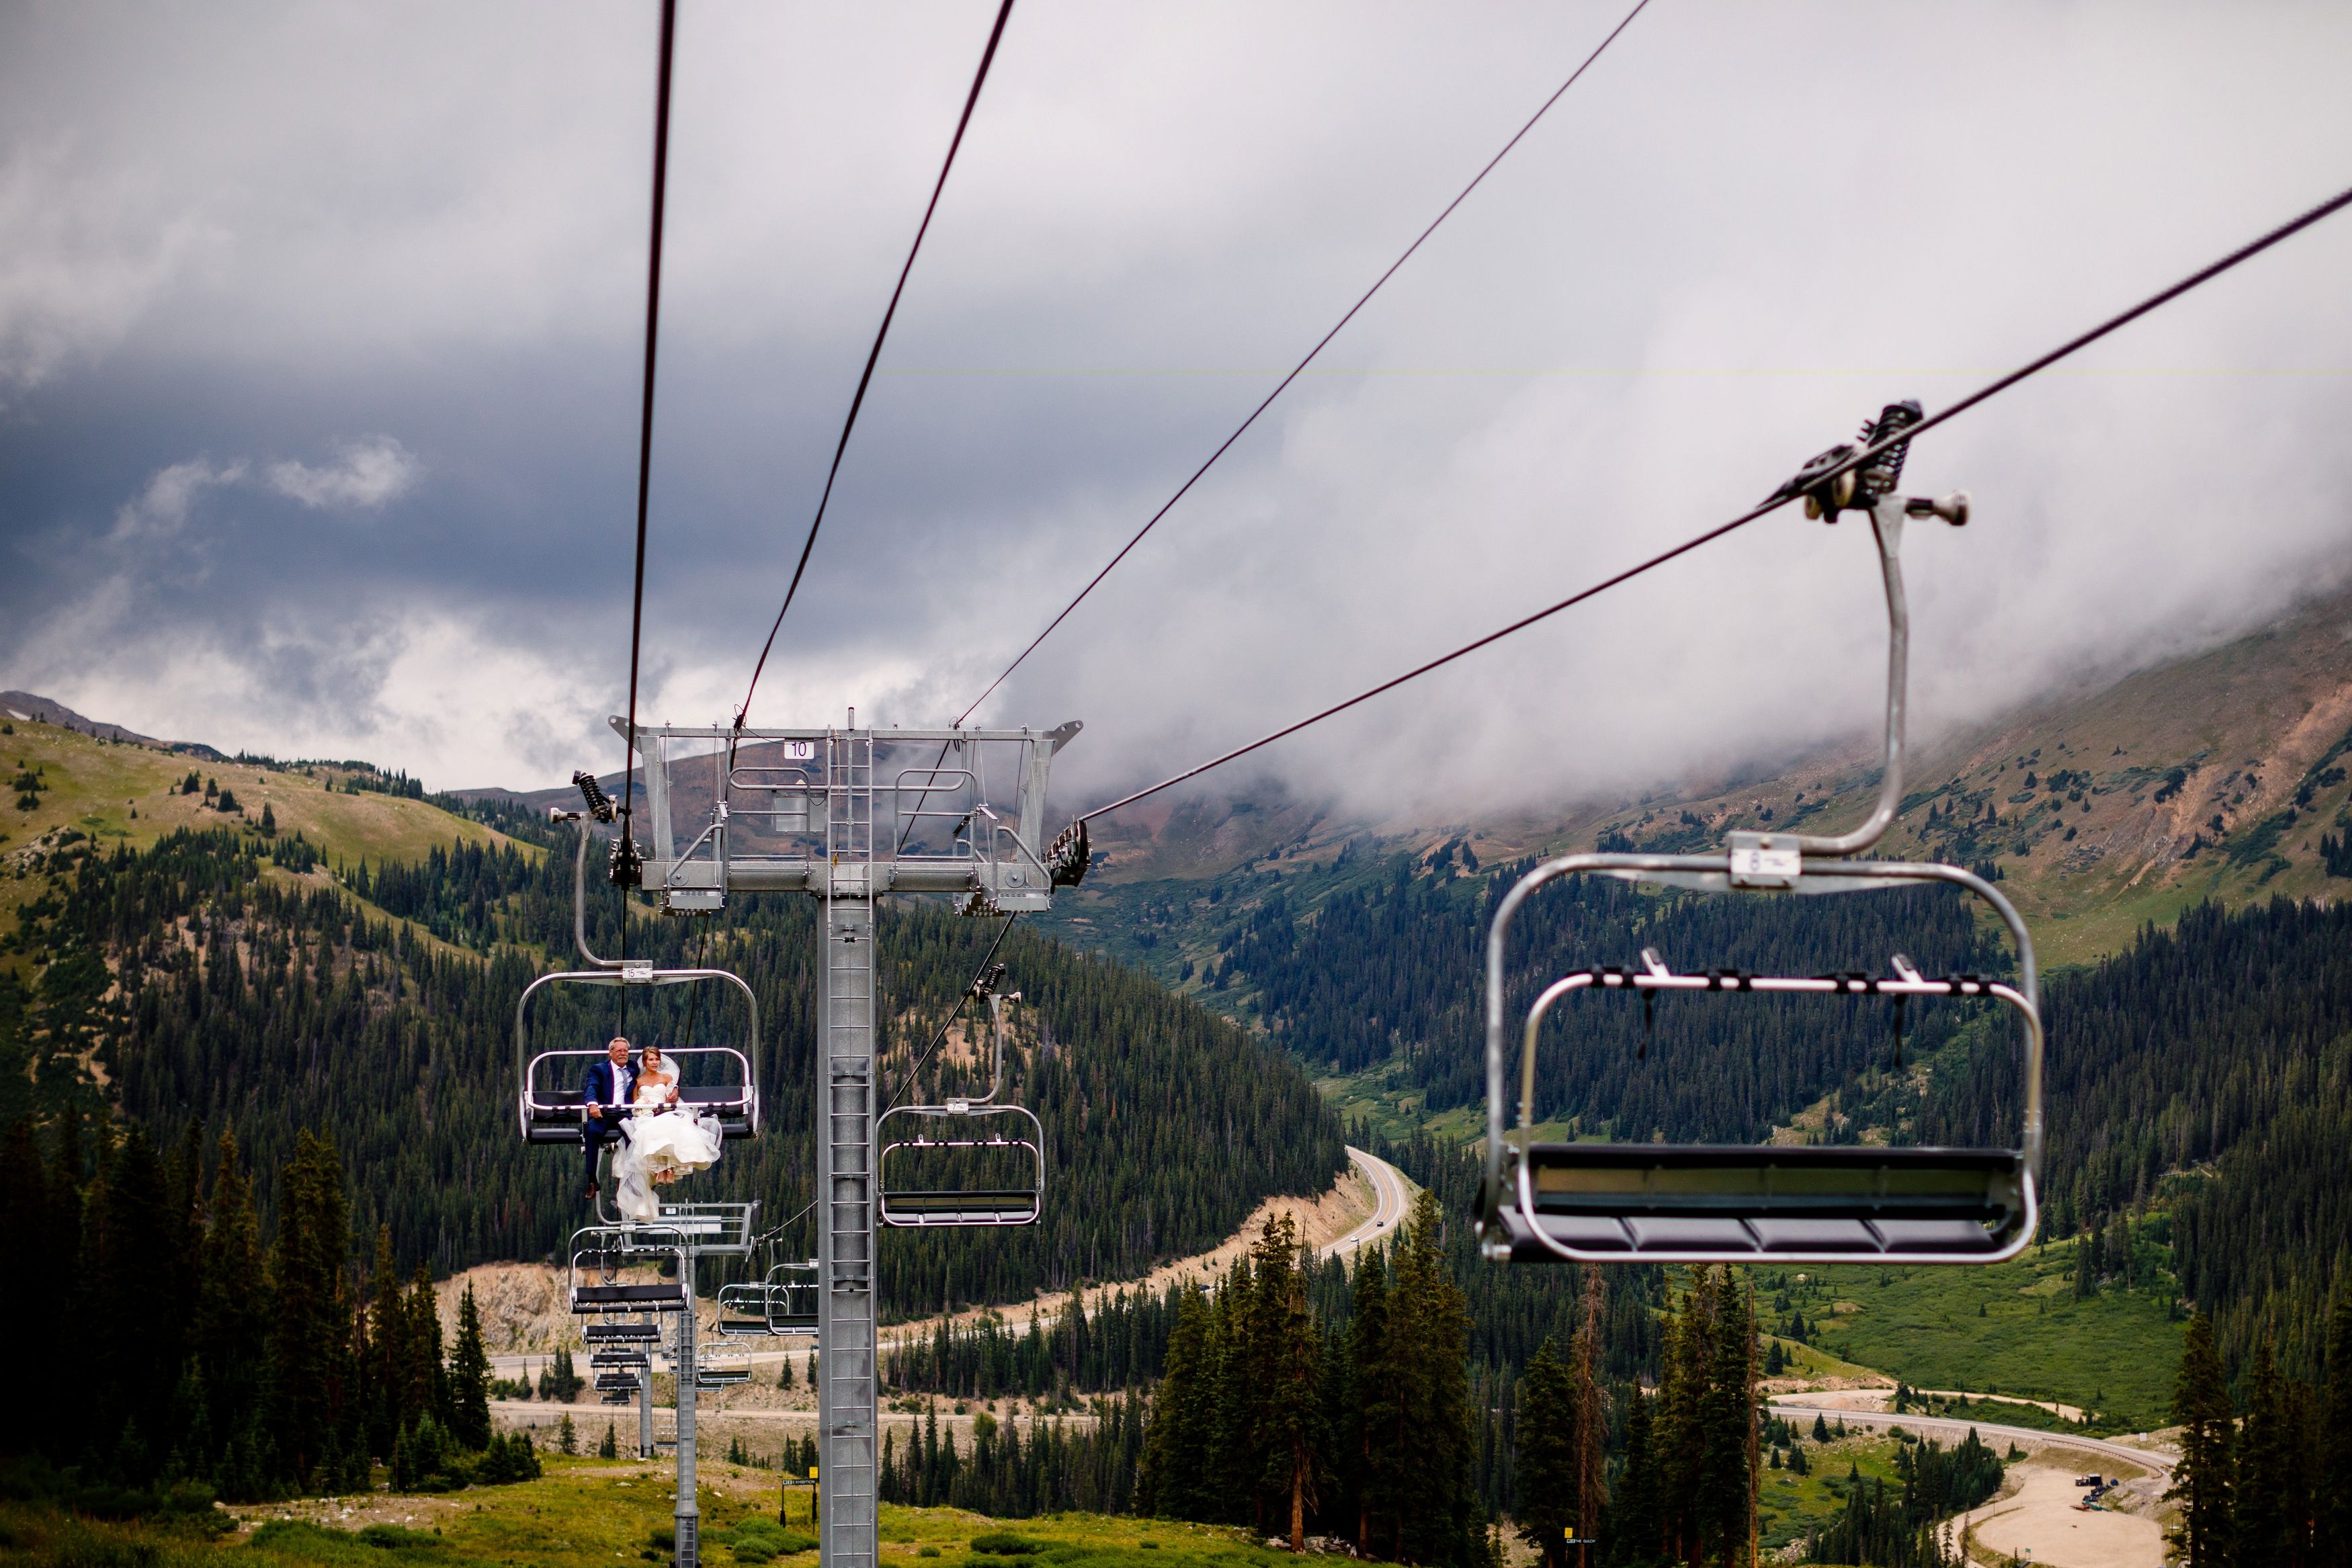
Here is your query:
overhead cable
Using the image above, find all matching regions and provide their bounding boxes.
[618,0,680,1001]
[1075,178,2352,826]
[950,0,1653,728]
[732,0,1017,754]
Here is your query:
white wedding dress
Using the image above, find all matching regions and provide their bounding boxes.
[614,1074,724,1221]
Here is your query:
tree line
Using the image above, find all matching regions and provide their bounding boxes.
[2163,1291,2352,1568]
[1136,1192,1484,1562]
[5,825,1347,1316]
[0,1108,536,1507]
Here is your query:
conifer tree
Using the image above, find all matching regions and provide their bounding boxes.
[1572,1270,1607,1568]
[364,1227,406,1460]
[1612,1387,1659,1567]
[2166,1312,2235,1566]
[1246,1214,1325,1551]
[1139,1284,1213,1520]
[196,1131,267,1489]
[1514,1339,1577,1568]
[2324,1283,2352,1567]
[267,1129,351,1487]
[450,1284,493,1450]
[1349,1246,1394,1555]
[405,1264,447,1424]
[1388,1188,1478,1568]
[2239,1335,2289,1563]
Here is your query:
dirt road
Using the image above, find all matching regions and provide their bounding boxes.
[1771,1403,2173,1568]
[1956,1463,2167,1568]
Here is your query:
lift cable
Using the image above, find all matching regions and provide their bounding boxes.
[617,0,681,1020]
[1072,177,2352,827]
[731,0,1018,763]
[948,0,1652,730]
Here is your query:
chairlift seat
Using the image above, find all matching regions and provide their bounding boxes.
[594,1372,642,1391]
[1493,1143,2028,1262]
[584,1322,662,1344]
[601,1391,636,1405]
[572,1282,687,1311]
[591,1352,650,1368]
[878,1188,1044,1226]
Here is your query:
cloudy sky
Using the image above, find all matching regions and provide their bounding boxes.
[4,1,2349,820]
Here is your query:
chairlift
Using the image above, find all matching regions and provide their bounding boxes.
[596,1371,645,1393]
[1476,407,2042,1267]
[568,1227,689,1314]
[716,1260,819,1337]
[877,971,1045,1227]
[696,1344,753,1389]
[517,795,761,1151]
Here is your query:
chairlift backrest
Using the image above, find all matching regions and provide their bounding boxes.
[516,965,761,1143]
[1475,458,2044,1268]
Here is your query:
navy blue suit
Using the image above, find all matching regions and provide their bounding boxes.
[580,1058,638,1190]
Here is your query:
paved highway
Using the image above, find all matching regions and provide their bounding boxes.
[1320,1145,1415,1262]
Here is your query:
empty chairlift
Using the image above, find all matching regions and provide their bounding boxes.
[716,1260,818,1338]
[1474,406,2044,1267]
[569,1227,691,1315]
[877,969,1045,1227]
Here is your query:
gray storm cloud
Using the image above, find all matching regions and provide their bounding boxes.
[2,0,2349,810]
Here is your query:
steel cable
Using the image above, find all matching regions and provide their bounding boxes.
[1074,178,2352,826]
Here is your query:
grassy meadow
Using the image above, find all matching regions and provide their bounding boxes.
[1776,1248,2183,1430]
[2,715,532,971]
[1,1454,1316,1568]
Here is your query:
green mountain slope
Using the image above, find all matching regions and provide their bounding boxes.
[4,818,1347,1311]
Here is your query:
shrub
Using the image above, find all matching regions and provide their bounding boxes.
[919,1550,942,1559]
[970,1532,1042,1555]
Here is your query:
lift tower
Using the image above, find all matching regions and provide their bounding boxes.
[616,716,1082,1568]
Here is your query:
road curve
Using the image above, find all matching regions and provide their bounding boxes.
[1321,1146,1413,1262]
[1768,1401,2175,1477]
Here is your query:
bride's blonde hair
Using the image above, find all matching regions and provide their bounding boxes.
[640,1044,664,1070]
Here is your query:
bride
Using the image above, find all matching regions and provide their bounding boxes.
[614,1043,724,1221]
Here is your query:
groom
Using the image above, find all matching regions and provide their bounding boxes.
[580,1036,638,1200]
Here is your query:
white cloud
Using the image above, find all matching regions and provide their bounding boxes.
[0,142,217,401]
[109,456,246,539]
[265,437,421,511]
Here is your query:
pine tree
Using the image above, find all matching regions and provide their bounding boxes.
[267,1129,351,1487]
[2324,1283,2352,1567]
[1611,1385,1660,1567]
[406,1264,447,1424]
[1572,1269,1607,1565]
[196,1131,267,1496]
[558,1412,578,1455]
[1246,1213,1325,1551]
[1514,1340,1577,1568]
[365,1227,406,1460]
[1349,1248,1394,1555]
[2166,1312,2235,1566]
[450,1284,493,1450]
[601,1421,619,1460]
[1388,1188,1478,1568]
